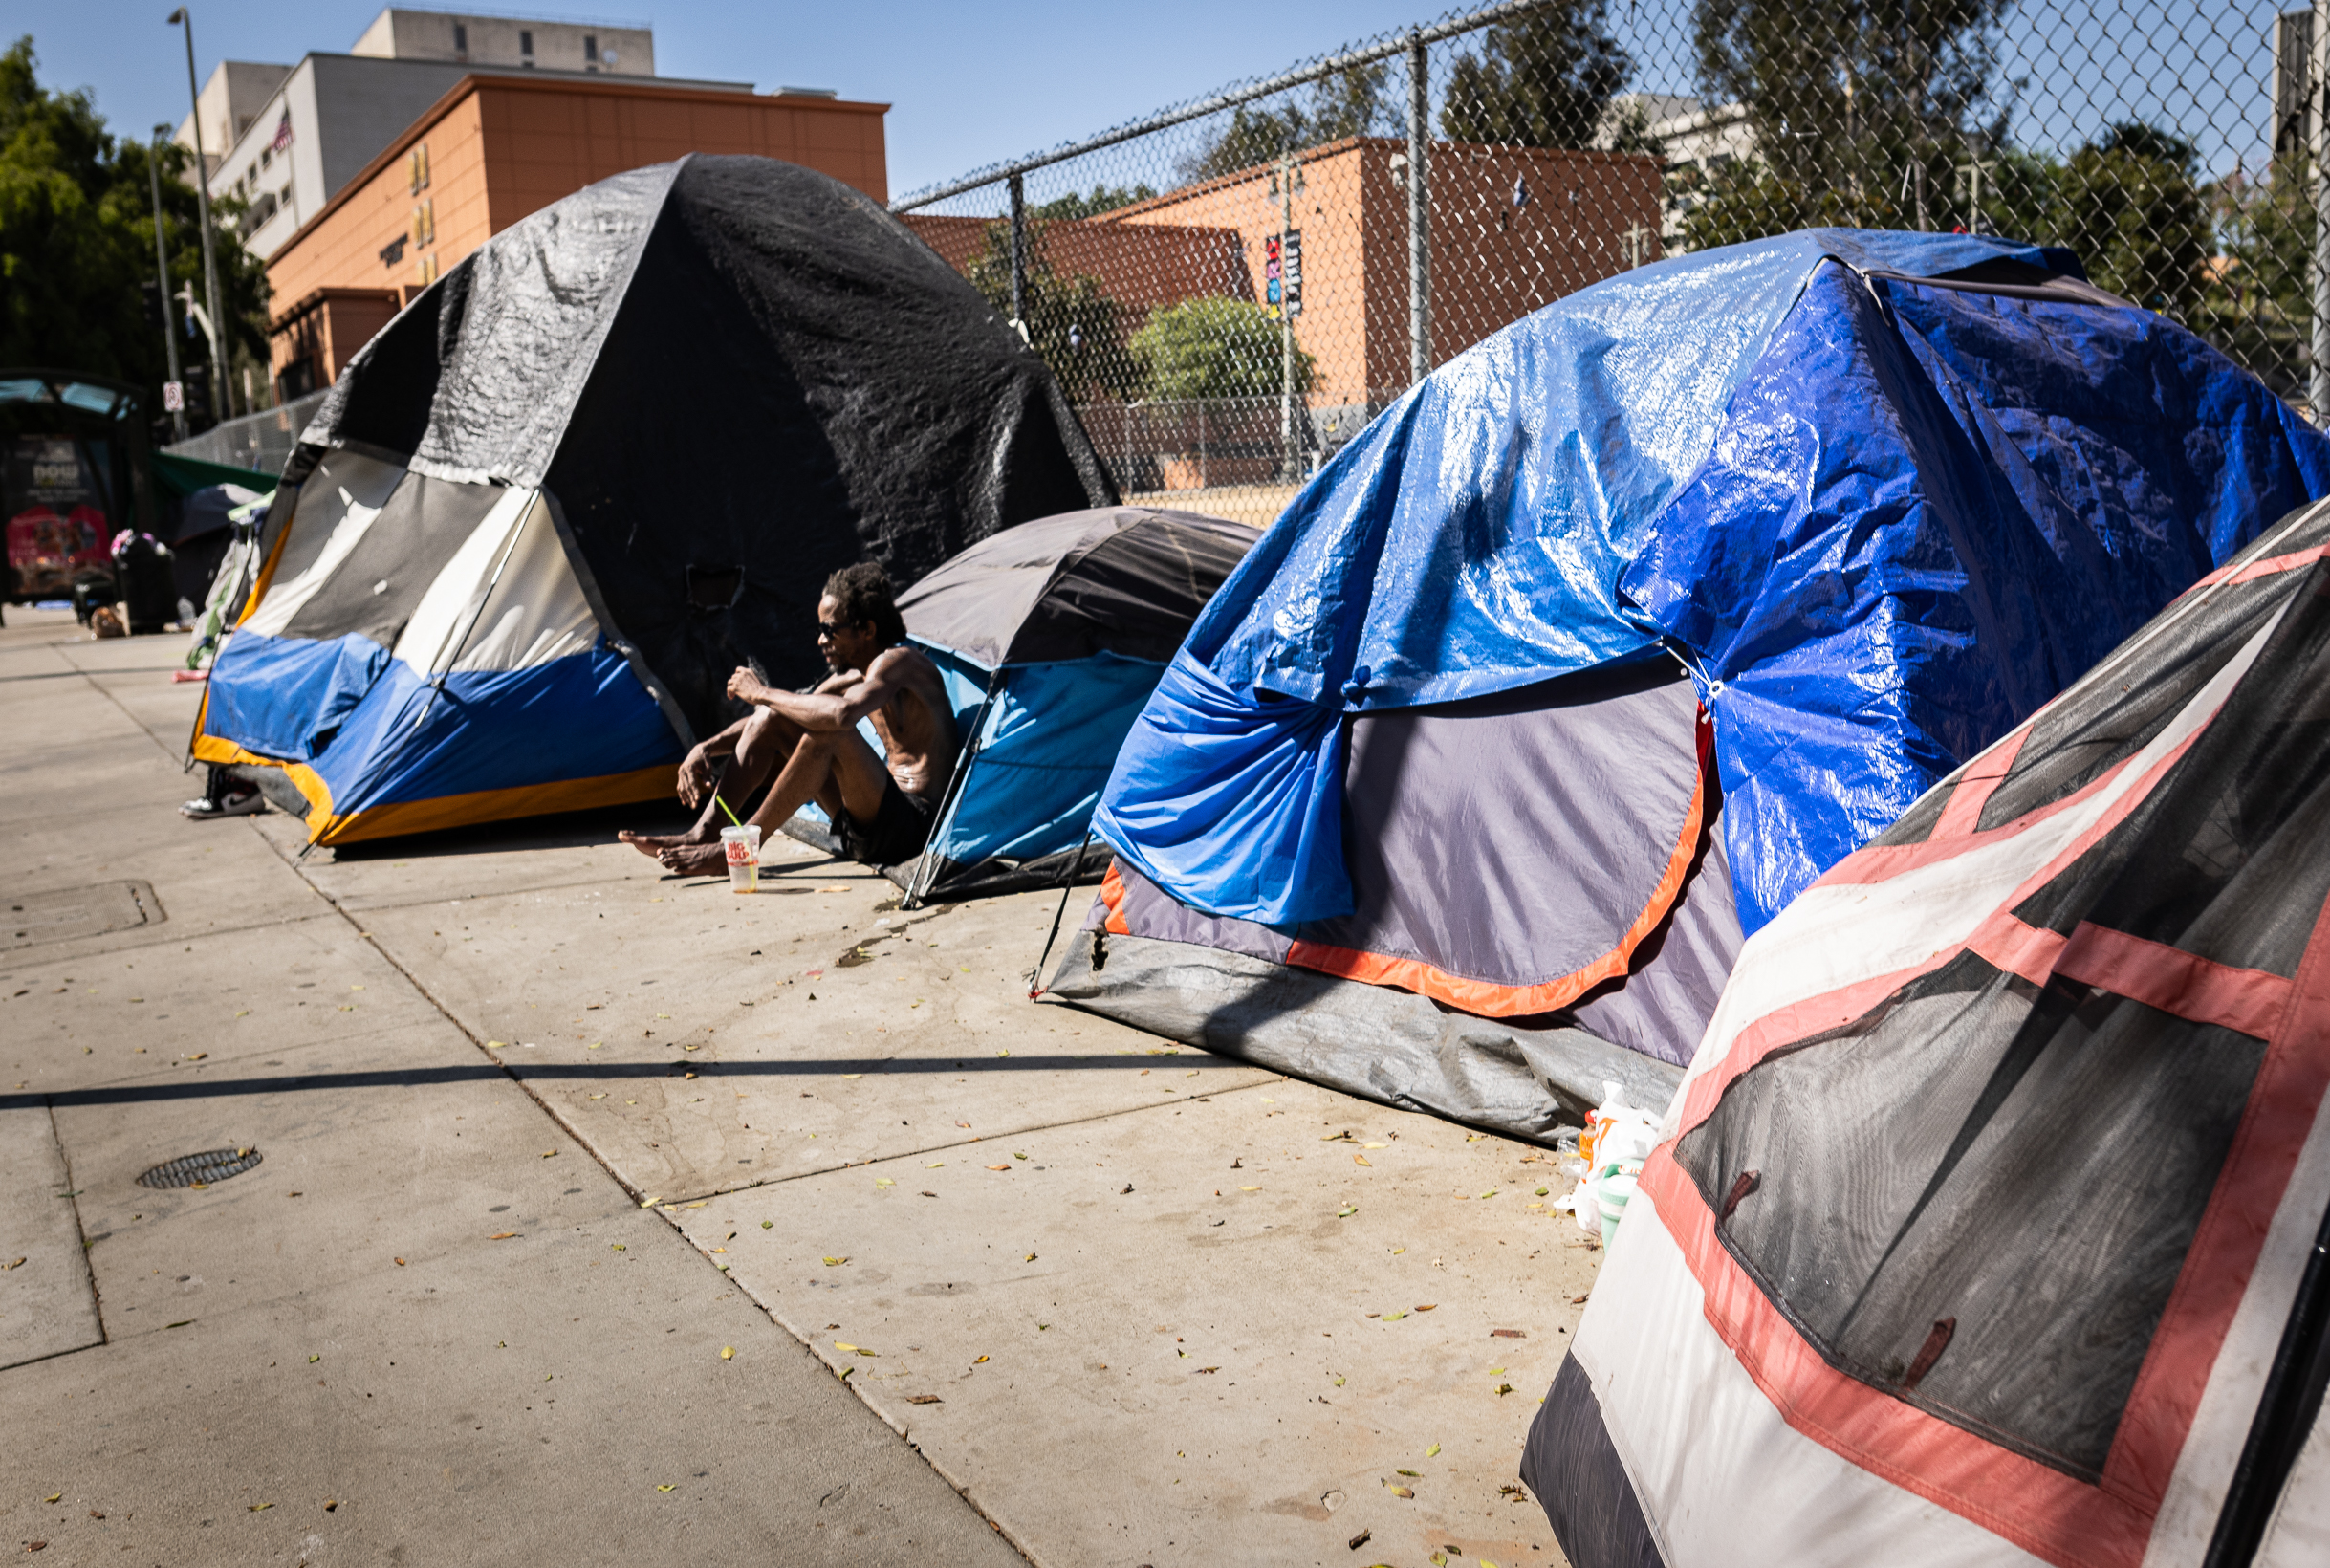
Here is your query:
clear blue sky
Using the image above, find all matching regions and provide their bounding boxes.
[8,0,2275,202]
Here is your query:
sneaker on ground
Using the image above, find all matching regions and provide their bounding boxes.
[180,788,264,819]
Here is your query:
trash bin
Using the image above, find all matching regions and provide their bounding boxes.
[111,533,178,635]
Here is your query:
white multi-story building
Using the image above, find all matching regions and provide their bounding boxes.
[1599,94,1756,255]
[176,8,743,262]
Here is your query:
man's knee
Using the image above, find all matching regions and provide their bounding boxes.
[734,714,794,773]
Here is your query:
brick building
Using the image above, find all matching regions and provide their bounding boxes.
[266,75,887,398]
[1099,136,1663,411]
[904,137,1659,502]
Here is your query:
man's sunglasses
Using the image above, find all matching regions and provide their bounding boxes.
[817,620,868,637]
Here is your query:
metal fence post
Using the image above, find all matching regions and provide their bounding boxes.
[1279,154,1296,480]
[1008,172,1029,337]
[2313,0,2330,424]
[1407,31,1431,386]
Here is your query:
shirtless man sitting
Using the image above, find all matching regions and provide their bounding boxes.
[619,563,959,876]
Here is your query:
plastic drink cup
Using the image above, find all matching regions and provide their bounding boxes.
[721,824,761,893]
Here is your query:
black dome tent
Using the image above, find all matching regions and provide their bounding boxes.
[193,156,1114,843]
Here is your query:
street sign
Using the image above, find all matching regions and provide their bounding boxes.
[163,381,184,413]
[1263,232,1303,318]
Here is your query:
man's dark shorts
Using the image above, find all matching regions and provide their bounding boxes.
[838,777,937,866]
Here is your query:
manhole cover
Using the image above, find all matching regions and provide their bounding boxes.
[137,1148,263,1188]
[6,882,163,949]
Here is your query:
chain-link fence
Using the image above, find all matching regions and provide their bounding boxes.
[894,0,2311,526]
[163,390,325,477]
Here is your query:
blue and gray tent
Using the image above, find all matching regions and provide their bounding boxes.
[1045,228,2330,1139]
[785,507,1258,903]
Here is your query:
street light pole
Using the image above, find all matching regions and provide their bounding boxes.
[147,126,187,443]
[167,7,230,425]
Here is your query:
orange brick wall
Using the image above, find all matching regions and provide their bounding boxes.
[475,82,886,234]
[901,213,1252,316]
[268,76,888,391]
[268,93,492,328]
[1102,137,1662,407]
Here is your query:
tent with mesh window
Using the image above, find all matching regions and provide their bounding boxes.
[1043,227,2330,1141]
[1523,493,2330,1568]
[190,154,1112,843]
[780,506,1260,903]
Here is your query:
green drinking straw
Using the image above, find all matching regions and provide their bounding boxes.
[712,792,744,828]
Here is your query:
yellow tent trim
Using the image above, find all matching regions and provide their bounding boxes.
[189,729,338,820]
[310,764,676,845]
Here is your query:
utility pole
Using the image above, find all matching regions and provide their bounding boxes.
[147,125,187,443]
[167,8,230,424]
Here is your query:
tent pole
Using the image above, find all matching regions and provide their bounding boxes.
[1028,824,1098,1000]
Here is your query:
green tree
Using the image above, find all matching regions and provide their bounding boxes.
[0,36,270,425]
[1183,65,1393,183]
[1686,0,2010,231]
[2040,123,2210,320]
[1034,184,1157,221]
[2198,157,2311,399]
[1128,295,1313,402]
[965,215,1140,402]
[1439,1,1633,148]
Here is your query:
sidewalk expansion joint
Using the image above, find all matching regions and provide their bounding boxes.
[631,1071,1287,1209]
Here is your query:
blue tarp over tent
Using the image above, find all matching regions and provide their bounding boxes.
[1095,229,2330,936]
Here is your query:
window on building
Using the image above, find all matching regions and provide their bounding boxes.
[519,29,533,54]
[584,34,598,70]
[453,21,467,52]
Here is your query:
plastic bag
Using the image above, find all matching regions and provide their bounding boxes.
[1551,1082,1663,1243]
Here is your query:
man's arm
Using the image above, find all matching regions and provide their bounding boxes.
[675,714,756,807]
[728,656,904,731]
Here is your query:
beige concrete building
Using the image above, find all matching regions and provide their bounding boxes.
[185,10,746,263]
[348,8,655,76]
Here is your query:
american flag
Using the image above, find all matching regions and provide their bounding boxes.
[270,111,293,153]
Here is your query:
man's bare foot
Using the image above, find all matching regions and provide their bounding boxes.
[619,825,715,859]
[656,841,728,876]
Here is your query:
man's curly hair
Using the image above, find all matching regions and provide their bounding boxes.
[822,561,906,645]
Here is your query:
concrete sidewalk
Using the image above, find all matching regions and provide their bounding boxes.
[2,607,1598,1567]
